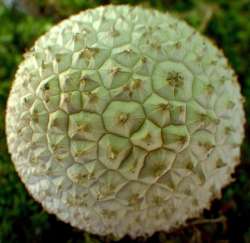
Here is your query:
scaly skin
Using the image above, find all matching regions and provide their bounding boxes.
[6,5,245,239]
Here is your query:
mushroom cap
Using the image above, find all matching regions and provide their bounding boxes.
[6,5,245,239]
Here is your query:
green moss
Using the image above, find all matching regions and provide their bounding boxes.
[0,0,249,242]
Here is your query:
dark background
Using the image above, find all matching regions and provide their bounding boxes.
[0,0,249,242]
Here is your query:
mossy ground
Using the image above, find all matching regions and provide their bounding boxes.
[0,0,249,242]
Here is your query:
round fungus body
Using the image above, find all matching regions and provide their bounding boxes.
[6,5,245,239]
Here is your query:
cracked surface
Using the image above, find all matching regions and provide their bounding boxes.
[6,5,245,239]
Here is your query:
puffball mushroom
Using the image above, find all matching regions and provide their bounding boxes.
[6,5,245,239]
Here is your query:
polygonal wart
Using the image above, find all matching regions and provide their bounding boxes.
[82,86,110,113]
[98,134,132,169]
[131,120,163,151]
[110,74,152,103]
[139,148,176,182]
[152,61,194,101]
[162,125,190,152]
[68,111,104,141]
[103,100,145,137]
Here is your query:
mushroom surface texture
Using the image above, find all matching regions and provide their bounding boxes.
[5,5,245,239]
